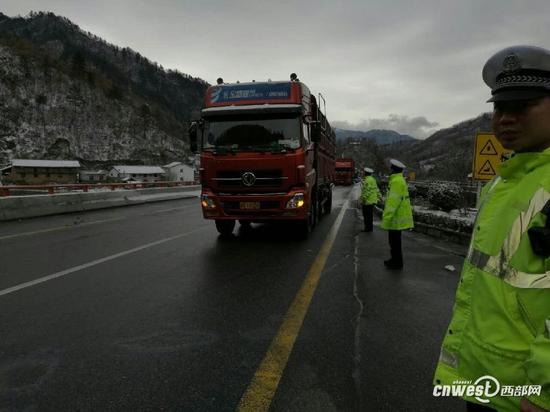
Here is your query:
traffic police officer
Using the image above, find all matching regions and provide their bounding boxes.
[360,167,381,232]
[381,159,413,269]
[434,45,550,412]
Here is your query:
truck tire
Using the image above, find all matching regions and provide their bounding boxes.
[299,192,319,238]
[324,190,332,215]
[239,220,252,233]
[215,220,235,236]
[310,188,323,223]
[310,187,323,229]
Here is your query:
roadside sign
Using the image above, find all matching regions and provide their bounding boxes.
[473,133,512,181]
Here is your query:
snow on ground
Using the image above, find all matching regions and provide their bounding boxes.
[413,205,477,226]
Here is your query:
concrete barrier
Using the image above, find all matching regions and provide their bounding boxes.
[0,185,200,221]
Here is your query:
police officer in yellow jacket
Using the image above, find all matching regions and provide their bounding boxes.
[361,167,381,232]
[434,45,550,412]
[381,159,413,269]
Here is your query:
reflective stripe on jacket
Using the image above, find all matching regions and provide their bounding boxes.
[361,175,381,205]
[381,173,413,230]
[434,148,550,411]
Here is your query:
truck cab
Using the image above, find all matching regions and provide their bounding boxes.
[190,79,335,237]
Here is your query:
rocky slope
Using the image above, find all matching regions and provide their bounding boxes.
[0,11,208,167]
[406,113,492,179]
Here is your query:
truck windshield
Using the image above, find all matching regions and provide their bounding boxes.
[203,114,301,151]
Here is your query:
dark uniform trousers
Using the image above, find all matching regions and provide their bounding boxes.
[388,230,403,265]
[362,204,373,231]
[466,402,496,411]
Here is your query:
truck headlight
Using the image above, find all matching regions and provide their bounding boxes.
[286,193,305,209]
[201,194,216,209]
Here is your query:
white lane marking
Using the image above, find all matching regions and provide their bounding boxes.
[0,226,206,298]
[0,204,197,241]
[0,217,125,241]
[150,205,196,214]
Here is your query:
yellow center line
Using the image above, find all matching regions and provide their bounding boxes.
[237,199,350,412]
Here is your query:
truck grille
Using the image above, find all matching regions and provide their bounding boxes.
[214,170,285,188]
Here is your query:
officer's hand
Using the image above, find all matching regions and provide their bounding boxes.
[520,398,548,412]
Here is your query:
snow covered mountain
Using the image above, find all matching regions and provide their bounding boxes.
[0,11,208,167]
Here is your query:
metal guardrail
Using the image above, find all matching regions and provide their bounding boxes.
[0,181,197,197]
[411,180,480,191]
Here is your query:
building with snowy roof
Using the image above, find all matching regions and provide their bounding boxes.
[108,165,166,182]
[79,170,109,183]
[162,162,195,182]
[1,159,81,184]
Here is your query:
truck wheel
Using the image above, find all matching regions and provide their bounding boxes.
[324,191,332,215]
[239,220,251,227]
[312,196,318,226]
[311,189,319,225]
[215,220,235,236]
[298,191,318,238]
[239,220,252,233]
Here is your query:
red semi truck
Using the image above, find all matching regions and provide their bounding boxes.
[189,77,335,236]
[334,158,355,185]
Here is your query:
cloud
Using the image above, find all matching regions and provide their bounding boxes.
[3,0,550,131]
[333,115,439,139]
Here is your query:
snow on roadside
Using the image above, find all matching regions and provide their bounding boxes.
[413,205,477,233]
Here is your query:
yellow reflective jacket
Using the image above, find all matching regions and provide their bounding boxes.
[381,173,413,230]
[434,148,550,411]
[361,175,381,205]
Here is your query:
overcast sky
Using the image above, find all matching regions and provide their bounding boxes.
[3,0,550,138]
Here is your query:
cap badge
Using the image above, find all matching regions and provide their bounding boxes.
[502,53,521,73]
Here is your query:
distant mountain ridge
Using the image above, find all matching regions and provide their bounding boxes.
[0,11,490,181]
[405,112,493,179]
[336,113,493,180]
[335,128,417,145]
[0,11,208,166]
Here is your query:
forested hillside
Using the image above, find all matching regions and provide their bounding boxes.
[0,11,208,167]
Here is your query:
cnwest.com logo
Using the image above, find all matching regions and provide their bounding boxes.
[433,375,542,404]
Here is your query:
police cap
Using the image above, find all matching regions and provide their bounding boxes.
[482,45,550,102]
[364,167,374,173]
[389,159,406,169]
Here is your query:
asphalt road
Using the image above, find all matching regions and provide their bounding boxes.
[0,186,468,411]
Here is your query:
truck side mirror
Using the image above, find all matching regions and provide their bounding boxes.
[188,122,198,153]
[311,122,321,143]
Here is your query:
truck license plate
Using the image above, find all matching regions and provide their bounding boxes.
[240,202,260,210]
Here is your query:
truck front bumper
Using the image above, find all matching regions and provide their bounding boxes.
[200,189,308,220]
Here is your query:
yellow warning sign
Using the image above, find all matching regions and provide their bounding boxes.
[473,133,513,180]
[479,140,498,155]
[478,160,495,176]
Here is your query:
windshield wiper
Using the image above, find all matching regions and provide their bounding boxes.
[269,142,298,153]
[238,145,271,153]
[212,144,237,155]
[210,143,296,154]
